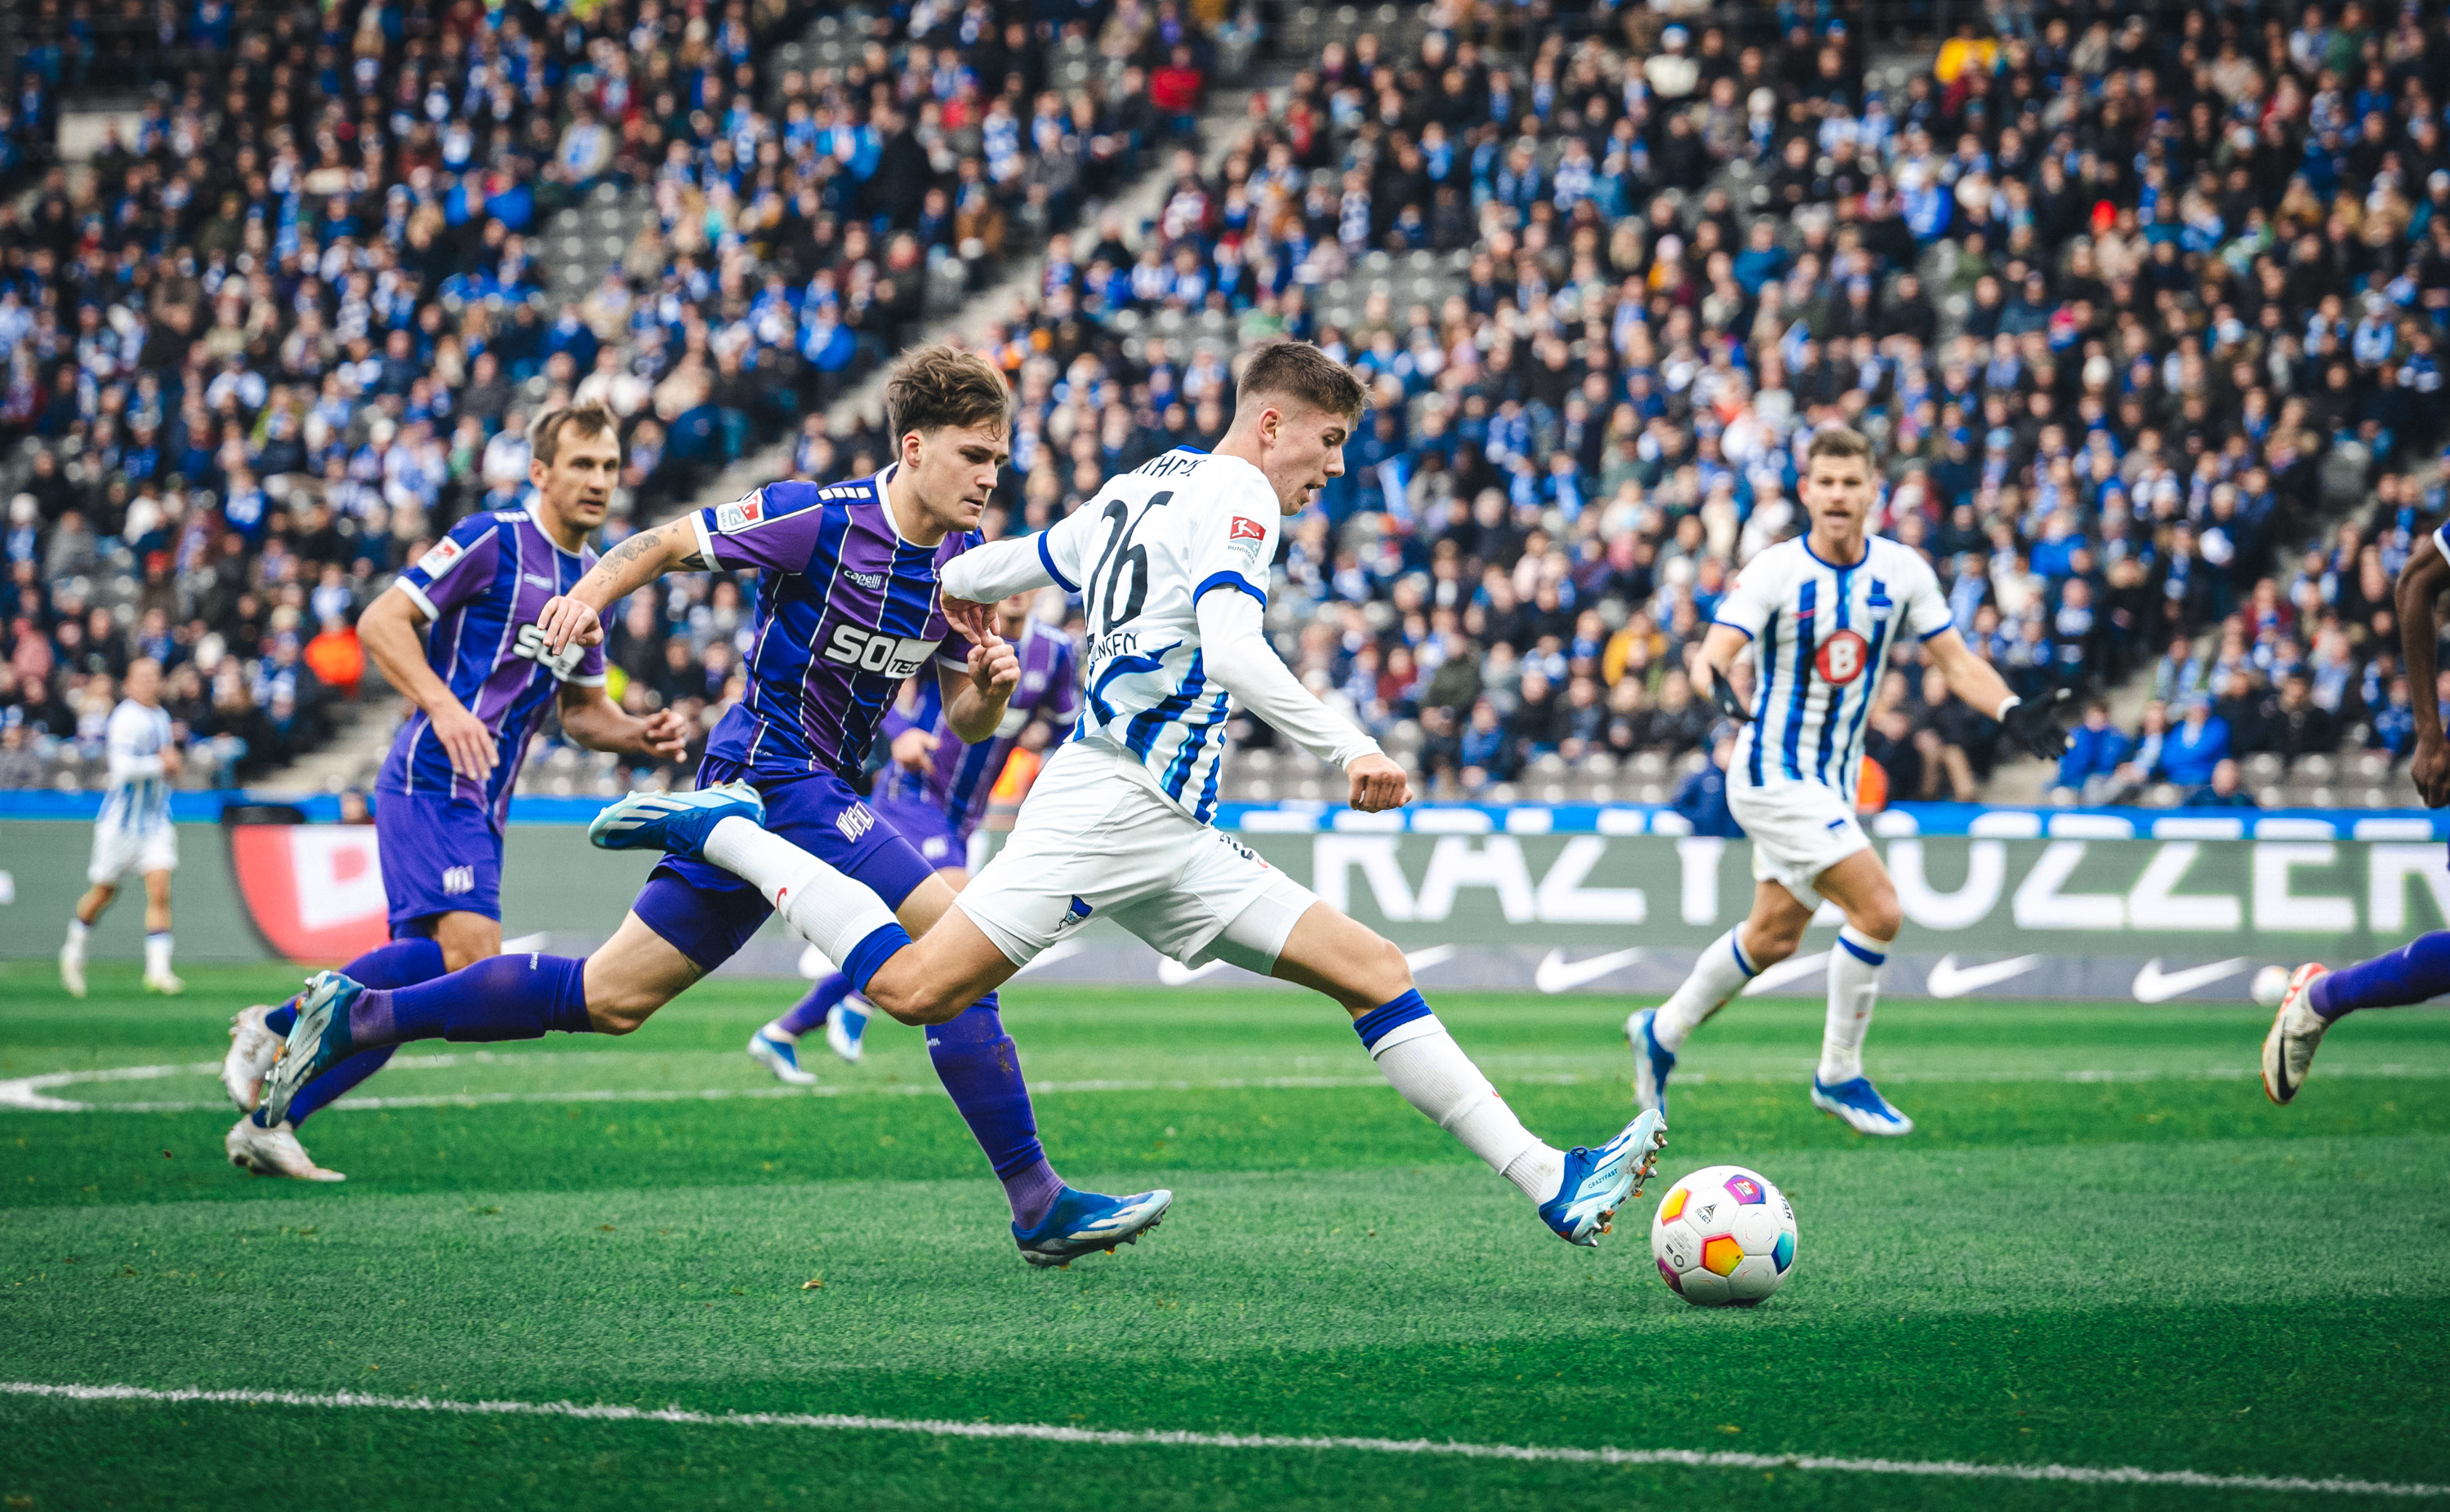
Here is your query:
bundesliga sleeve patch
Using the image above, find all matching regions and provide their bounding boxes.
[414,536,466,578]
[714,494,768,532]
[1229,516,1267,540]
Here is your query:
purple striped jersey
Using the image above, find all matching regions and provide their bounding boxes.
[378,508,608,820]
[693,468,975,780]
[877,616,1080,838]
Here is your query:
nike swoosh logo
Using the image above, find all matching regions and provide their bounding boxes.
[2132,957,2251,1003]
[1157,957,1230,986]
[500,932,550,955]
[1924,953,2043,998]
[1741,952,1829,997]
[1534,946,1646,994]
[1403,945,1456,974]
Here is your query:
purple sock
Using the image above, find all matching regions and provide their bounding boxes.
[2309,930,2450,1020]
[347,953,593,1049]
[264,936,448,1127]
[777,973,853,1037]
[925,994,1064,1229]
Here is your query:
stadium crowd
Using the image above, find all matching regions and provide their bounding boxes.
[892,0,2450,807]
[9,0,2450,812]
[0,0,1218,787]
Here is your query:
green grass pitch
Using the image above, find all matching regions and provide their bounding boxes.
[2,961,2446,1510]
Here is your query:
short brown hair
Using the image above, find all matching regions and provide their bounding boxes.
[1236,340,1367,421]
[528,401,622,465]
[883,344,1012,444]
[1805,425,1873,465]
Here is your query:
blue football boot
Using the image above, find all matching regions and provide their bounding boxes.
[1811,1075,1914,1136]
[256,970,368,1126]
[824,998,871,1063]
[1539,1108,1668,1246]
[746,1025,819,1086]
[589,780,766,858]
[1014,1186,1174,1269]
[1625,1007,1675,1118]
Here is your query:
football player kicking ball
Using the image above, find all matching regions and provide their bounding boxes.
[256,348,1168,1269]
[221,403,689,1179]
[747,591,1076,1084]
[2263,522,2450,1101]
[1630,426,2069,1136]
[584,340,1669,1249]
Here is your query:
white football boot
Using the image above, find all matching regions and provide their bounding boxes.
[223,1005,283,1111]
[59,942,86,999]
[2261,963,2331,1106]
[747,1025,819,1085]
[225,1116,345,1181]
[143,969,186,996]
[825,998,871,1063]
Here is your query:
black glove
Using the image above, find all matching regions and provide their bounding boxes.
[2001,688,2073,760]
[1706,667,1752,724]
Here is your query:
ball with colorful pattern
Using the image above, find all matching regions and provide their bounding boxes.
[1650,1164,1798,1307]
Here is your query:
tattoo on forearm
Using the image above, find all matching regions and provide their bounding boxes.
[601,528,663,573]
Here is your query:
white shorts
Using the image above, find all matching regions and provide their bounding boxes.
[1727,780,1869,905]
[88,817,178,885]
[956,740,1318,973]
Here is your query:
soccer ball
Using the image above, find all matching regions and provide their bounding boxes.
[2252,965,2291,1007]
[1650,1165,1797,1307]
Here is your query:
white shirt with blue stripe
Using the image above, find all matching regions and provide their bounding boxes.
[99,699,175,833]
[1713,535,1953,801]
[1026,447,1283,825]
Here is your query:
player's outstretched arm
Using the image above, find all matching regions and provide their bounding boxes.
[939,638,1021,743]
[537,518,710,655]
[558,684,692,762]
[2398,532,2450,805]
[1691,622,1756,723]
[939,536,1056,645]
[1923,627,2071,760]
[359,588,496,781]
[1192,588,1402,810]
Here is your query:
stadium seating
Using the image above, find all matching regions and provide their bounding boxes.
[1,0,1227,791]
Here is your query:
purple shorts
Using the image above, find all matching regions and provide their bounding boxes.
[871,795,970,873]
[631,757,937,972]
[374,789,502,933]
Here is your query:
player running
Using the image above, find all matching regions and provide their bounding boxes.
[581,340,1669,1249]
[747,591,1076,1083]
[1629,426,2069,1136]
[256,346,1169,1268]
[60,658,185,998]
[2263,522,2450,1101]
[220,403,688,1180]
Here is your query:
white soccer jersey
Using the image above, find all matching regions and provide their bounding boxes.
[1031,447,1280,823]
[99,699,175,833]
[1713,535,1952,799]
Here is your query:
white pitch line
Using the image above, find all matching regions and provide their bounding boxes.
[0,1382,2439,1499]
[7,1060,2449,1114]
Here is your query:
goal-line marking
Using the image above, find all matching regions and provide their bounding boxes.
[1,1381,2439,1499]
[6,1056,2448,1114]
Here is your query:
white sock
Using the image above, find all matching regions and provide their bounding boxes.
[1365,1013,1561,1203]
[1654,926,1757,1052]
[65,918,88,954]
[145,932,172,977]
[704,816,902,974]
[1820,925,1889,1084]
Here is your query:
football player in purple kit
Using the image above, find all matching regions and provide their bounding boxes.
[258,348,1170,1267]
[221,402,688,1180]
[746,590,1077,1083]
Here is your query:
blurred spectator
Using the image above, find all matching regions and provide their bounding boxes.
[2182,758,2260,809]
[2158,699,2233,789]
[1671,731,1741,838]
[2052,700,2134,805]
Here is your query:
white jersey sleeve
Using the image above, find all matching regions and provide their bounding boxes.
[1895,545,1954,642]
[105,700,168,782]
[1062,448,1296,824]
[1712,556,1784,642]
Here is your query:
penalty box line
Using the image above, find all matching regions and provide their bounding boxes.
[1,1382,2443,1499]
